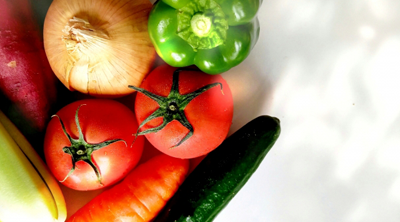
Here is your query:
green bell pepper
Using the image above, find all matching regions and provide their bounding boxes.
[148,0,261,74]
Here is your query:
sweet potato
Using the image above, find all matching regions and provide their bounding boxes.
[0,0,61,151]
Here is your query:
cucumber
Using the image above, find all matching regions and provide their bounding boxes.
[153,115,281,222]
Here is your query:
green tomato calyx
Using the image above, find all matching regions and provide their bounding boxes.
[128,68,223,149]
[53,104,126,185]
[177,0,228,50]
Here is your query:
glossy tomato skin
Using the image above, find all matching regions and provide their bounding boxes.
[44,99,144,191]
[134,65,233,159]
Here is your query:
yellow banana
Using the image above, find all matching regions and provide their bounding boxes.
[0,110,67,222]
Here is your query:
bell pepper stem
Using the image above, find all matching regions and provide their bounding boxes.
[191,14,212,37]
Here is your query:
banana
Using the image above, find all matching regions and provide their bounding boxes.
[0,110,67,222]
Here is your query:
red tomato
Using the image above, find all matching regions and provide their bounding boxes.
[132,65,233,159]
[44,99,144,191]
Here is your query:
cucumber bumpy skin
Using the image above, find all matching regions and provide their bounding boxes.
[154,115,281,222]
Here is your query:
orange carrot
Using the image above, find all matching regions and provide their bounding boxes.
[66,154,190,222]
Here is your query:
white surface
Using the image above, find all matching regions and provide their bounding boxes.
[216,0,400,221]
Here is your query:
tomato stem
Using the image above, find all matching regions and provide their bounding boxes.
[128,68,223,148]
[53,104,126,184]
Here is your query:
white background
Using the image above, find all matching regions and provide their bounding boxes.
[216,0,400,221]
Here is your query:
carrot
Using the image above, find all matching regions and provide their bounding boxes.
[0,0,60,152]
[67,154,190,222]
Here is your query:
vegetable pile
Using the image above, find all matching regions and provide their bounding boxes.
[0,0,280,221]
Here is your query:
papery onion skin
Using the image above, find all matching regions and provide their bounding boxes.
[43,0,156,97]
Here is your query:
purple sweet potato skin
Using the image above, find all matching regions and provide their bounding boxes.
[0,0,58,150]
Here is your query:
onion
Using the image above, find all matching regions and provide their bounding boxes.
[43,0,156,97]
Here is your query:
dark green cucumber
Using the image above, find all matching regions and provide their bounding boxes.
[154,115,281,222]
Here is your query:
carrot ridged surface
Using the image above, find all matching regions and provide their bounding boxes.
[67,154,189,222]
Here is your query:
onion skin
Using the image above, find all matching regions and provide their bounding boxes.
[43,0,156,97]
[0,0,58,151]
